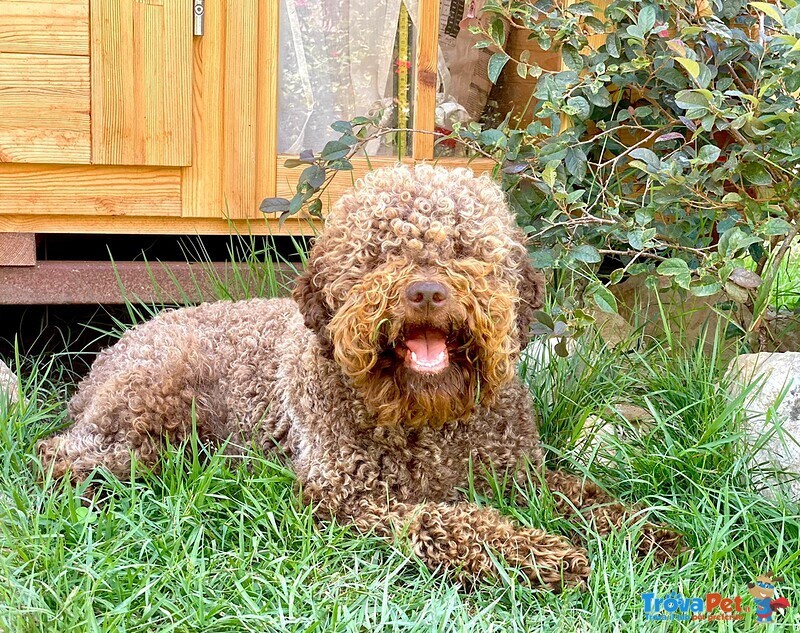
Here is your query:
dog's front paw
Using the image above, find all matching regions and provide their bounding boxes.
[506,528,592,592]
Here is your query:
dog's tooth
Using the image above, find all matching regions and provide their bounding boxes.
[411,351,418,363]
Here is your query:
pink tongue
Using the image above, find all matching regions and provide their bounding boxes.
[405,330,447,362]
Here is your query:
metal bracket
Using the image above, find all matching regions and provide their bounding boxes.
[193,0,204,36]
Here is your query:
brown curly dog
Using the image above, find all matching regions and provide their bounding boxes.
[39,164,679,591]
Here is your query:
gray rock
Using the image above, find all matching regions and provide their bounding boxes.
[0,358,19,405]
[589,309,635,349]
[728,352,800,500]
[575,403,655,466]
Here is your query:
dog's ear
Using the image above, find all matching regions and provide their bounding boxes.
[516,252,546,348]
[293,259,333,352]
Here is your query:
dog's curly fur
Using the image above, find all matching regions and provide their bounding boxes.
[39,164,679,590]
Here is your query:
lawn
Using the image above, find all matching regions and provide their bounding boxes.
[0,250,798,631]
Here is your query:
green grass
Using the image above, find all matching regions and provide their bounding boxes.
[0,245,799,631]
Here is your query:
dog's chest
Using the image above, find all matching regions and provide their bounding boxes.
[371,424,472,503]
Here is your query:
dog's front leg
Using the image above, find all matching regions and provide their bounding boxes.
[345,499,591,591]
[544,470,682,561]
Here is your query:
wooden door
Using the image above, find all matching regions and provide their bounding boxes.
[0,0,91,163]
[0,0,194,166]
[90,0,193,166]
[0,0,280,232]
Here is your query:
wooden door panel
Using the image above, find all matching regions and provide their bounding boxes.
[181,0,277,219]
[0,0,89,56]
[90,0,193,166]
[0,53,90,163]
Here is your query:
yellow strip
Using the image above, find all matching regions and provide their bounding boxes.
[398,3,410,156]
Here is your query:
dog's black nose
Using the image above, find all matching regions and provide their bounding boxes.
[406,281,449,309]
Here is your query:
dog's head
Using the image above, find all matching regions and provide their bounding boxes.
[747,571,784,600]
[294,164,544,427]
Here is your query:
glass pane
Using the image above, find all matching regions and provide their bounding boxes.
[278,0,416,157]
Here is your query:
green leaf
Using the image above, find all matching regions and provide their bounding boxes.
[489,18,506,46]
[569,1,599,15]
[565,147,588,180]
[718,226,761,257]
[533,310,555,330]
[609,268,625,285]
[626,24,646,40]
[740,162,772,186]
[530,249,556,268]
[675,57,701,79]
[561,46,583,71]
[690,277,723,297]
[761,218,792,236]
[722,192,742,203]
[606,32,621,57]
[572,244,602,263]
[674,89,712,111]
[627,227,656,250]
[320,140,351,161]
[328,158,354,171]
[479,128,507,147]
[299,164,326,189]
[588,284,618,313]
[657,257,690,277]
[330,120,353,134]
[259,197,291,213]
[307,198,323,217]
[750,1,783,24]
[587,87,612,107]
[696,144,721,164]
[629,148,661,169]
[288,195,305,214]
[638,4,657,32]
[784,4,800,33]
[554,338,570,357]
[488,53,510,83]
[566,96,591,119]
[584,16,606,32]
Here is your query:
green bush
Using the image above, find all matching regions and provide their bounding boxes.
[269,0,800,344]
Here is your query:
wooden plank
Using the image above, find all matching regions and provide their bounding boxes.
[0,53,90,163]
[0,214,316,235]
[0,165,182,216]
[275,155,496,201]
[181,0,225,218]
[182,0,270,220]
[256,0,279,208]
[412,0,440,159]
[0,233,36,266]
[91,0,193,166]
[0,260,296,304]
[0,0,89,56]
[222,0,259,218]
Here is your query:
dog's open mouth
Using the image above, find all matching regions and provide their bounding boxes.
[399,326,450,374]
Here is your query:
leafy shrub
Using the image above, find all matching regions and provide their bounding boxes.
[266,0,800,342]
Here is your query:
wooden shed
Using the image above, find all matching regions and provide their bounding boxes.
[0,0,562,302]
